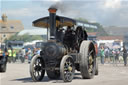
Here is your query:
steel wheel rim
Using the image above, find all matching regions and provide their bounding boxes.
[33,58,44,80]
[64,58,74,82]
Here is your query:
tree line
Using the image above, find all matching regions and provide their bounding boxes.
[5,33,43,42]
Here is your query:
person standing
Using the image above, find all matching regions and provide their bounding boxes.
[33,48,37,56]
[123,46,127,66]
[100,46,105,64]
[36,48,41,55]
[114,49,120,65]
[104,47,110,63]
[21,48,26,63]
[8,48,12,63]
[27,48,32,63]
[12,49,17,63]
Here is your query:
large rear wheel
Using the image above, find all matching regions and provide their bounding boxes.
[30,55,45,82]
[60,55,75,82]
[80,41,96,79]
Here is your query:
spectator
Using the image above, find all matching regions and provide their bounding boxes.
[8,48,12,63]
[33,48,37,56]
[114,49,120,65]
[37,48,41,55]
[104,47,110,63]
[21,48,26,63]
[109,49,114,63]
[123,46,127,66]
[100,46,105,64]
[12,49,17,63]
[27,48,32,63]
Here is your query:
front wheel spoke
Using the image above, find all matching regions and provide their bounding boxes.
[64,67,68,71]
[37,71,39,76]
[65,72,70,80]
[68,61,72,66]
[36,61,38,66]
[38,59,41,66]
[39,63,42,67]
[34,70,36,75]
[35,71,38,76]
[64,74,68,80]
[33,66,36,71]
[68,60,71,65]
[68,71,72,76]
[34,63,37,67]
[37,61,40,66]
[33,66,43,79]
[65,62,69,67]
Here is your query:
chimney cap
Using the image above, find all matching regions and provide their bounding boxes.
[48,7,57,13]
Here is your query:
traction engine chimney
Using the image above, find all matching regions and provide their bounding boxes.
[48,8,57,40]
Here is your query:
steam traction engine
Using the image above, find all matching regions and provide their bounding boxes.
[30,8,98,82]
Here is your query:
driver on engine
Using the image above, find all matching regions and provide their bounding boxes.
[63,26,76,51]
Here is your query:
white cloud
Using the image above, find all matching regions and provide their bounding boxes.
[2,0,30,1]
[3,8,33,17]
[104,0,121,9]
[2,6,48,18]
[50,0,61,2]
[2,0,128,27]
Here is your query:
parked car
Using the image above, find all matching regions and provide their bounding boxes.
[0,44,8,72]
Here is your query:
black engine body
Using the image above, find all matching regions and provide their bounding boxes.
[40,41,66,69]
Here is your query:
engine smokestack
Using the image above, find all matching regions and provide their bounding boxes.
[48,8,57,40]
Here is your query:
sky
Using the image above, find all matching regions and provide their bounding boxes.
[1,0,128,29]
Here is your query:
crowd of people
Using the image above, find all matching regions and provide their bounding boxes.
[99,45,127,66]
[7,47,41,63]
[1,43,128,66]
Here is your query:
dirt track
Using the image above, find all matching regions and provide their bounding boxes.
[0,63,128,85]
